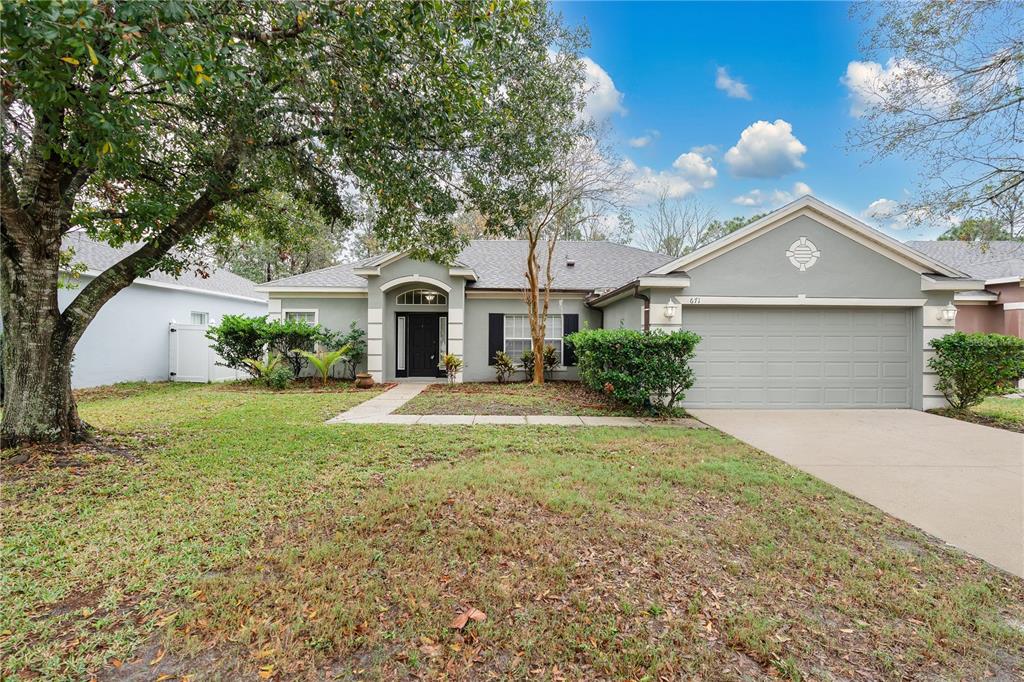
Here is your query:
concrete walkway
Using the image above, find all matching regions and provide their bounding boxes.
[690,409,1024,578]
[325,382,429,423]
[326,384,704,427]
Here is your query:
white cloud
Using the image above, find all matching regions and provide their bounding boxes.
[582,57,626,121]
[861,196,957,231]
[731,181,813,208]
[628,129,660,148]
[841,58,953,118]
[690,144,718,155]
[624,159,696,202]
[724,119,807,178]
[671,152,717,189]
[715,66,752,100]
[863,197,900,219]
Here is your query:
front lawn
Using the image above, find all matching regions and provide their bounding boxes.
[394,381,637,416]
[3,383,1023,680]
[930,396,1024,433]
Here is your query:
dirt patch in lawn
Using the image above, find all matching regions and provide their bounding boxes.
[395,381,638,416]
[928,407,1024,433]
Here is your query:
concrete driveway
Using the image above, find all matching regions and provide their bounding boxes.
[688,409,1024,578]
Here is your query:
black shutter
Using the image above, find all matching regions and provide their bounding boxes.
[488,313,504,365]
[563,313,579,366]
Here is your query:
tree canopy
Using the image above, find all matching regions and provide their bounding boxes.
[0,0,585,443]
[849,1,1024,221]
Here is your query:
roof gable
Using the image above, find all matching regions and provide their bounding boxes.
[649,196,968,279]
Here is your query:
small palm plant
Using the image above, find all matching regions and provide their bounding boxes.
[243,353,283,378]
[295,345,351,386]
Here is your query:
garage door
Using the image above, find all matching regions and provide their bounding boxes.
[683,307,914,408]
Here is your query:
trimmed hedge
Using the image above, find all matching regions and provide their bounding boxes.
[567,328,701,414]
[928,332,1024,410]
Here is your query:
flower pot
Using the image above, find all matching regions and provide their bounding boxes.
[354,372,375,389]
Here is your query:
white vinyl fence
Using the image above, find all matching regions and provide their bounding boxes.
[168,323,244,383]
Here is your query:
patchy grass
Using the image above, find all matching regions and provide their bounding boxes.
[2,384,1022,681]
[930,396,1024,433]
[395,381,637,416]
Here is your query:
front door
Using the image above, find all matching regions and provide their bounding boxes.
[407,313,440,377]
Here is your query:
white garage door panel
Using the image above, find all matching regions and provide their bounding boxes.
[683,307,913,408]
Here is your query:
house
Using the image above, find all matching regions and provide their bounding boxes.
[905,240,1024,338]
[258,196,982,410]
[60,234,267,388]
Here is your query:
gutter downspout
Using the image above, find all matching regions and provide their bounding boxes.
[632,286,650,332]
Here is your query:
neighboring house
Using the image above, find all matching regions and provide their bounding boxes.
[905,241,1024,338]
[58,234,267,388]
[258,196,982,410]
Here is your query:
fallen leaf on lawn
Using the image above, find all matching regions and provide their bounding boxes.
[155,676,174,682]
[259,664,274,679]
[110,658,122,668]
[254,647,275,660]
[450,607,486,630]
[419,643,443,657]
[149,648,166,665]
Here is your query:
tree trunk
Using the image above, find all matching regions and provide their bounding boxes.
[0,234,87,446]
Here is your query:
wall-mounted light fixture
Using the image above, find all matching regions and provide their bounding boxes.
[664,301,677,319]
[938,303,957,323]
[424,292,436,303]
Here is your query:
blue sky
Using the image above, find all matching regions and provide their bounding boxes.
[554,1,940,240]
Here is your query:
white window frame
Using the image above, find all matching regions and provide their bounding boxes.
[504,314,563,367]
[282,308,319,324]
[190,311,210,325]
[396,289,447,305]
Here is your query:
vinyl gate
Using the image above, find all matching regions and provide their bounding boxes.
[168,323,244,383]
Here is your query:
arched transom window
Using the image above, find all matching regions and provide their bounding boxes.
[396,289,446,305]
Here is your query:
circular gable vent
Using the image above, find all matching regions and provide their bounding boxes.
[786,237,820,271]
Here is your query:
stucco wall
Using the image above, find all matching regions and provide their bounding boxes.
[58,276,266,388]
[602,295,643,330]
[462,295,600,382]
[268,294,369,375]
[367,257,467,382]
[955,304,1005,334]
[682,215,924,299]
[956,282,1024,337]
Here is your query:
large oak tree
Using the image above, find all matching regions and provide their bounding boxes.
[1,0,583,444]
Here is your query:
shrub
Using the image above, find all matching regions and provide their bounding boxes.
[493,350,516,383]
[296,346,351,386]
[261,363,293,390]
[542,343,559,378]
[440,353,464,384]
[206,315,269,377]
[318,322,366,379]
[520,349,535,378]
[265,319,323,379]
[243,353,291,390]
[928,332,1024,410]
[567,328,701,414]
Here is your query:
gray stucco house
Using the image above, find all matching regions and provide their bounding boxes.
[59,234,267,388]
[258,196,982,410]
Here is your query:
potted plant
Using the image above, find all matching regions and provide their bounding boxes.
[355,372,375,389]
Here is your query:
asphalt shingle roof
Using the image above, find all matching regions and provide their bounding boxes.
[65,233,266,300]
[262,240,675,291]
[905,241,1024,281]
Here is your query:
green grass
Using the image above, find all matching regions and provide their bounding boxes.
[2,383,1022,680]
[394,381,638,416]
[974,396,1024,429]
[930,396,1024,433]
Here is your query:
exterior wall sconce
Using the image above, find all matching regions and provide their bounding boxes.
[938,303,957,323]
[664,302,677,319]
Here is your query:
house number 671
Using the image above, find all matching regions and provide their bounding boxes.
[688,297,702,304]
